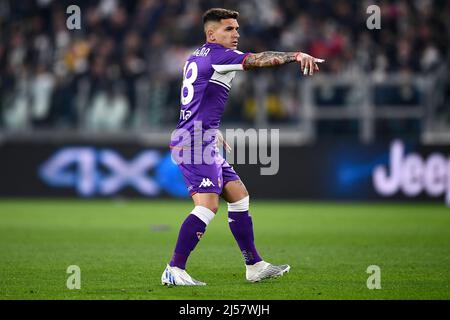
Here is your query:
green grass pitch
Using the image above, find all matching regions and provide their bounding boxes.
[0,199,449,300]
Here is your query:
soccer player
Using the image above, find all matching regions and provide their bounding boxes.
[162,8,324,285]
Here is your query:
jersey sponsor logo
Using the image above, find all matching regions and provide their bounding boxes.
[198,178,215,188]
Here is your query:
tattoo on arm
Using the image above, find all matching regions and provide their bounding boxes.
[243,51,298,70]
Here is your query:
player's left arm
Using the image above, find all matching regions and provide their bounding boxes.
[243,51,324,76]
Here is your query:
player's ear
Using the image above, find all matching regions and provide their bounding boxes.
[207,29,215,41]
[205,22,217,42]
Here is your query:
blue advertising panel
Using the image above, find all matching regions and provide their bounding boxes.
[1,140,449,205]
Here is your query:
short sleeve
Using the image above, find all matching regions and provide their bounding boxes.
[211,49,251,73]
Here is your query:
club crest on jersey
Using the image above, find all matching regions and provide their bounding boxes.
[198,178,215,188]
[196,232,204,240]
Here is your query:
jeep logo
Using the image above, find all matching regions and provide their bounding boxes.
[373,140,450,205]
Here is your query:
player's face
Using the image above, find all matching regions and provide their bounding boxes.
[213,18,240,49]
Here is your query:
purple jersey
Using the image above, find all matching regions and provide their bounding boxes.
[170,43,250,148]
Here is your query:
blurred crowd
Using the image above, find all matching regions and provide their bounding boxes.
[0,0,449,135]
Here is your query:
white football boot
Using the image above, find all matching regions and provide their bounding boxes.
[161,264,206,286]
[246,261,291,283]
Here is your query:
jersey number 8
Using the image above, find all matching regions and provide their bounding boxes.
[181,61,198,105]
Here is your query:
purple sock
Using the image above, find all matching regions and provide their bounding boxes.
[169,214,206,269]
[228,211,262,265]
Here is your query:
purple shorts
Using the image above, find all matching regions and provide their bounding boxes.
[172,147,240,196]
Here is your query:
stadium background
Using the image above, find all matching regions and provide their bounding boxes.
[0,0,449,300]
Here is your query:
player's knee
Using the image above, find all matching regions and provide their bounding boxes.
[198,202,218,214]
[193,193,219,214]
[227,195,250,212]
[208,204,219,214]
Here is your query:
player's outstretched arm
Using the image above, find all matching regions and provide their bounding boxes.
[243,51,324,76]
